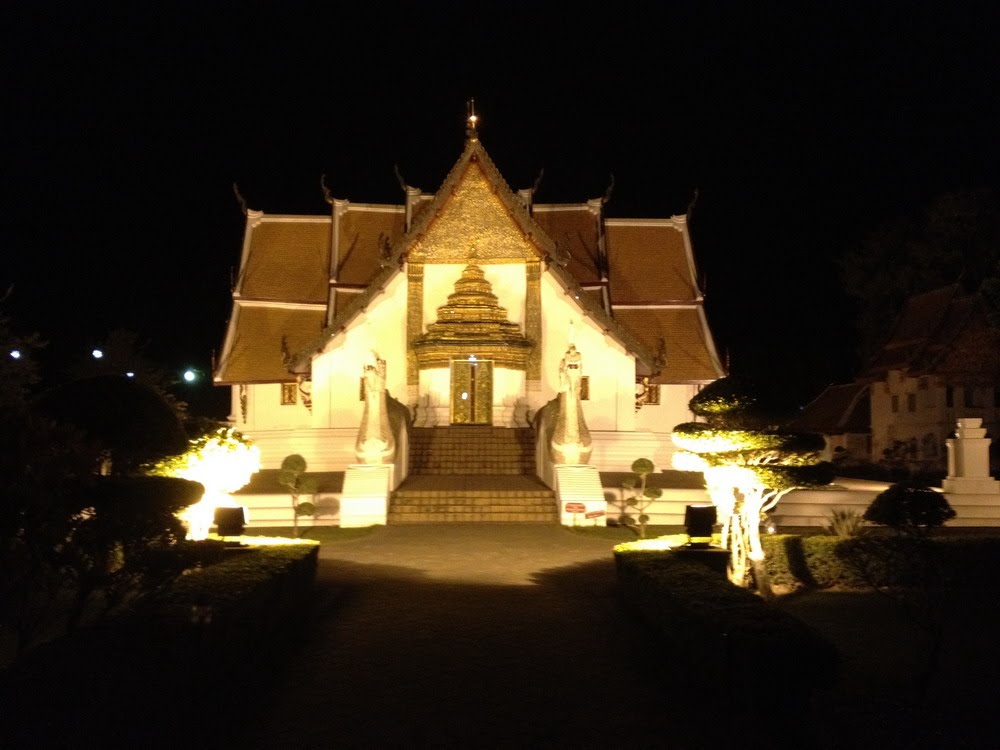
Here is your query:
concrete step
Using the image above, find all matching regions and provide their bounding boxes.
[409,426,538,476]
[393,490,555,500]
[389,514,559,523]
[389,477,557,523]
[411,467,534,475]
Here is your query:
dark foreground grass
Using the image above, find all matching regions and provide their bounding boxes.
[778,587,1000,747]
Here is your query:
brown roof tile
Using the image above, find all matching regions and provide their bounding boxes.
[929,305,1000,382]
[792,383,871,434]
[240,219,331,303]
[612,307,721,383]
[532,207,602,283]
[862,285,991,378]
[216,305,326,383]
[337,207,405,285]
[606,223,697,303]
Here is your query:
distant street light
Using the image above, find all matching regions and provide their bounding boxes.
[92,349,104,359]
[10,349,21,360]
[183,369,198,383]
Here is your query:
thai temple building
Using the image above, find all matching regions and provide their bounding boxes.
[215,111,724,526]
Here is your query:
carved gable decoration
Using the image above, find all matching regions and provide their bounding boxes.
[407,160,542,265]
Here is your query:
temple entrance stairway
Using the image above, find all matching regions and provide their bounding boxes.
[388,426,558,523]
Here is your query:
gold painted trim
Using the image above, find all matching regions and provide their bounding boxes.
[526,260,541,380]
[406,263,423,385]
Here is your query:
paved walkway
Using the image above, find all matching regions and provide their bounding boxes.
[240,525,680,749]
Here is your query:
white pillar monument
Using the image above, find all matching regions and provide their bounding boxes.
[943,417,1000,494]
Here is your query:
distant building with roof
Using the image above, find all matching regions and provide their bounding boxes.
[214,115,723,524]
[798,284,1000,469]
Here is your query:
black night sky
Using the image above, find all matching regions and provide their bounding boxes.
[2,2,998,414]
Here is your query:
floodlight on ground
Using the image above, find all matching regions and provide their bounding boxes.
[214,506,247,536]
[684,503,717,548]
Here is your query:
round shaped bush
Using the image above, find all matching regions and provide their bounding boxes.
[863,481,956,534]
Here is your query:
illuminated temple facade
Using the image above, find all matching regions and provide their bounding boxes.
[214,129,723,487]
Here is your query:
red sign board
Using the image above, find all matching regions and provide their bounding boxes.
[565,502,586,514]
[585,510,606,519]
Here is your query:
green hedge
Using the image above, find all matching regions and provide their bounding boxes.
[154,543,319,666]
[615,550,838,696]
[762,534,1000,590]
[1,542,319,746]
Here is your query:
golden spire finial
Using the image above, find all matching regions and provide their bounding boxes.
[466,98,479,141]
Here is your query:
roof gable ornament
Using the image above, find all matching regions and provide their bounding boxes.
[466,98,479,142]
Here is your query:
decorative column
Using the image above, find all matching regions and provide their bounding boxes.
[943,418,1000,494]
[525,260,541,388]
[406,262,423,402]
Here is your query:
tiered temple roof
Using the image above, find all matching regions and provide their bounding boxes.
[215,138,722,386]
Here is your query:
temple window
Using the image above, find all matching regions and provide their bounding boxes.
[281,382,298,405]
[644,383,661,405]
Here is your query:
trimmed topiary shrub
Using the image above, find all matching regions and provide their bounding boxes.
[864,481,956,536]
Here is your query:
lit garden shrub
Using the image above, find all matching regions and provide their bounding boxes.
[673,376,833,595]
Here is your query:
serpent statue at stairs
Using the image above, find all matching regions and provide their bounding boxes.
[356,356,396,464]
[549,344,593,465]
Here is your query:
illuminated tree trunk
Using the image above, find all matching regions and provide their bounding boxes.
[734,486,791,597]
[707,484,737,550]
[728,511,748,584]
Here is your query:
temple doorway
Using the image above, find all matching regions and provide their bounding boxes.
[450,358,493,424]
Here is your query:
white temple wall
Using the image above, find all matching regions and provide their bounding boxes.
[635,384,700,433]
[539,273,635,432]
[422,263,526,326]
[494,367,525,408]
[312,272,409,429]
[240,383,312,431]
[419,367,450,414]
[634,383,702,470]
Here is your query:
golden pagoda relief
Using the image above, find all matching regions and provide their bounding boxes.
[406,160,540,265]
[412,263,533,370]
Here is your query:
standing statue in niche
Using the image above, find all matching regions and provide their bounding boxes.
[550,344,593,465]
[356,355,396,464]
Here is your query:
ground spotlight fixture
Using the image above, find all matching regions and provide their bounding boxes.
[214,506,247,536]
[684,504,717,548]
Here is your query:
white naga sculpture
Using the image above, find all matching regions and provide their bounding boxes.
[550,344,593,465]
[355,355,396,464]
